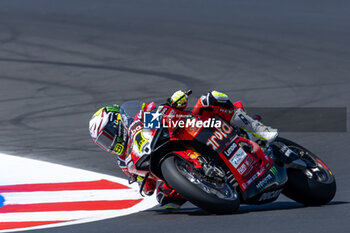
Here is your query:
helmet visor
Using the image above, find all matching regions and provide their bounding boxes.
[95,121,119,152]
[96,131,115,152]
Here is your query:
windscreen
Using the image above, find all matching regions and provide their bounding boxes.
[120,100,143,128]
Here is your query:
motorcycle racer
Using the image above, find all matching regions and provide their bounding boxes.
[89,90,279,209]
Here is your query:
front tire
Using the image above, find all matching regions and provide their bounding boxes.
[277,137,336,205]
[161,155,240,214]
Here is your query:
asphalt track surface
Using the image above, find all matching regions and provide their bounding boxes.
[0,0,350,232]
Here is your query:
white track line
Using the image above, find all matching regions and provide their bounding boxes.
[0,153,158,233]
[2,189,141,205]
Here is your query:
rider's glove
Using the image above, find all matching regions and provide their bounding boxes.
[168,90,188,109]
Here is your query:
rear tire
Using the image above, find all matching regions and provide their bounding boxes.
[161,155,240,214]
[277,137,336,205]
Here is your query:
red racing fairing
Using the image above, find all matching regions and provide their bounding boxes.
[159,106,286,202]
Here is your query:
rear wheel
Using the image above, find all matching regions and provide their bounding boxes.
[161,155,240,214]
[277,137,336,205]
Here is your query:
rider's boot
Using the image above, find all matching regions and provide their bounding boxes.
[156,182,187,209]
[231,108,279,143]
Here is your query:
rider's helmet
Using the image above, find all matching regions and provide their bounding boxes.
[168,90,188,109]
[89,105,127,155]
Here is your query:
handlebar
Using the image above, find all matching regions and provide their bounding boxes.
[185,89,192,96]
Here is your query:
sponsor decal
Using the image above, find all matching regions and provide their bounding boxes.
[229,148,247,168]
[279,145,293,157]
[256,174,273,189]
[134,132,148,153]
[269,166,281,180]
[219,109,234,114]
[113,143,124,155]
[157,106,169,115]
[105,105,120,113]
[237,163,247,175]
[206,121,233,151]
[129,121,143,138]
[222,140,238,158]
[245,167,266,187]
[238,156,254,176]
[258,189,282,201]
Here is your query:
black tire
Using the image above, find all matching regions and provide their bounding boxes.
[277,137,336,206]
[161,155,240,214]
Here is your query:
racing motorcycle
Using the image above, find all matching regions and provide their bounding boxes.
[121,93,336,214]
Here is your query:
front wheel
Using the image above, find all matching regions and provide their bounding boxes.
[161,155,240,214]
[277,137,336,206]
